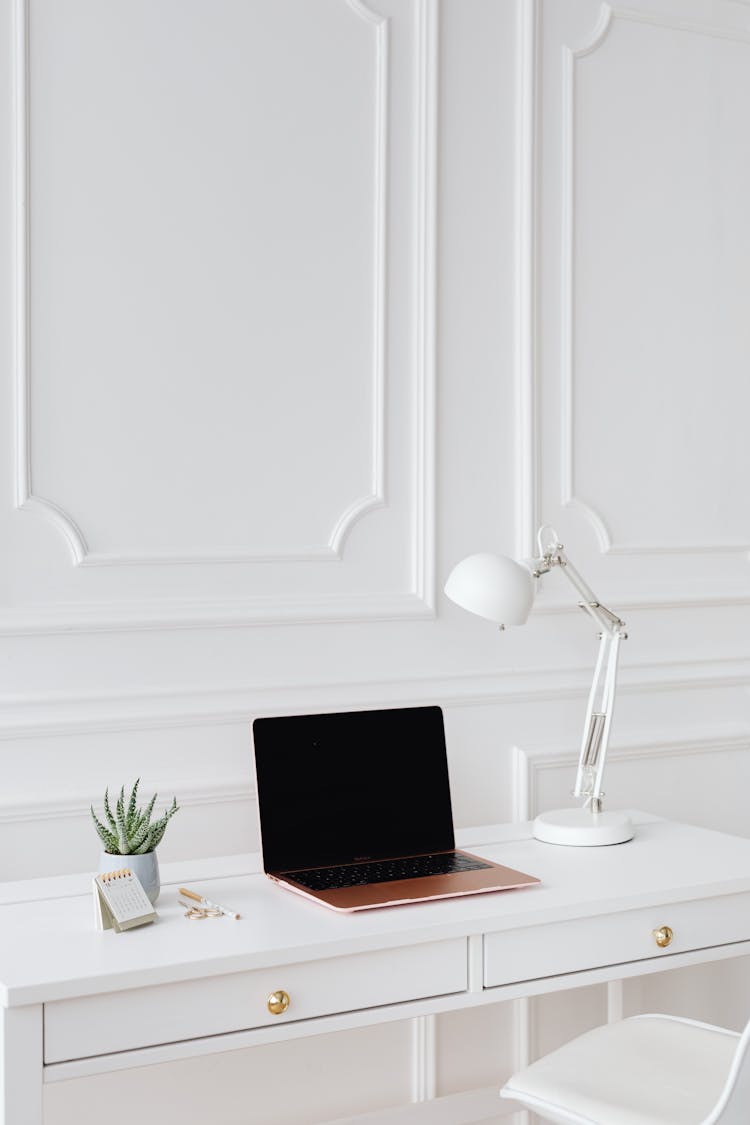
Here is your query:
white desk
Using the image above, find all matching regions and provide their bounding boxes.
[4,814,750,1124]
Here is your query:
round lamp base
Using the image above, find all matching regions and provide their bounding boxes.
[532,808,634,847]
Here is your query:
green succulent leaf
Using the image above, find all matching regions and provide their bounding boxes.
[143,792,157,827]
[90,807,119,853]
[129,818,151,852]
[115,798,130,854]
[126,778,140,833]
[92,783,179,855]
[134,828,156,854]
[149,822,168,851]
[148,799,179,851]
[103,788,117,834]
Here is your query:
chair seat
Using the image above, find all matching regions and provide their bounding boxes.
[500,1015,741,1125]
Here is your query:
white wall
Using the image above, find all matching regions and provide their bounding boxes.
[1,0,749,1121]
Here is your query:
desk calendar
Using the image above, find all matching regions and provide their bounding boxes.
[93,868,157,932]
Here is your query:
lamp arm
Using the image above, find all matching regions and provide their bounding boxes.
[554,553,625,636]
[572,630,623,804]
[532,531,627,810]
[532,529,625,636]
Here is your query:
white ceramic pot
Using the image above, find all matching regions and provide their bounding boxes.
[98,850,160,904]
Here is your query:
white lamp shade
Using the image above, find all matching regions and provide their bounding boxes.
[444,552,535,626]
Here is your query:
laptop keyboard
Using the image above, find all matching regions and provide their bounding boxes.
[284,852,492,891]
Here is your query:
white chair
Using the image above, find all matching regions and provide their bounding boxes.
[500,1013,750,1124]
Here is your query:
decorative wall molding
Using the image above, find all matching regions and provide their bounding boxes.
[518,0,750,592]
[611,6,750,45]
[511,744,532,825]
[515,0,539,560]
[0,592,437,636]
[0,778,254,826]
[607,980,625,1023]
[1,582,747,634]
[558,3,614,556]
[560,2,750,558]
[8,0,437,629]
[344,0,385,26]
[534,589,750,615]
[305,150,392,561]
[512,998,532,1125]
[12,0,30,516]
[13,0,389,569]
[409,0,438,612]
[0,658,746,740]
[513,732,750,821]
[411,1015,437,1103]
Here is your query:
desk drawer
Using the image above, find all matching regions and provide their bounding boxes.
[484,892,750,989]
[44,938,466,1063]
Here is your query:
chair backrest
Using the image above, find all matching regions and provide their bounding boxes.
[706,1016,750,1124]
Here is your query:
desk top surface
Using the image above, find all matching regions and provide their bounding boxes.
[2,814,750,1006]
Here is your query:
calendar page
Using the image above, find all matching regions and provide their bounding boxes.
[93,868,157,932]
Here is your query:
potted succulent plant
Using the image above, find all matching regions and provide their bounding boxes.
[91,779,179,904]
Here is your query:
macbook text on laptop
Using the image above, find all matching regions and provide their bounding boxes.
[252,705,539,911]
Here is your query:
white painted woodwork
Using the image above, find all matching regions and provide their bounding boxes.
[484,893,750,989]
[0,1005,43,1125]
[26,0,385,566]
[0,0,748,1119]
[567,10,750,558]
[4,818,750,1125]
[45,1023,418,1125]
[535,0,750,603]
[44,939,466,1063]
[7,0,435,623]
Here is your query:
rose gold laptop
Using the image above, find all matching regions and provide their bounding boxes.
[252,705,539,912]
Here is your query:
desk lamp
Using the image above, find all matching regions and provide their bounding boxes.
[445,526,632,846]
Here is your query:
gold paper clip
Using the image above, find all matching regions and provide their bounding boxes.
[179,886,240,920]
[179,898,222,920]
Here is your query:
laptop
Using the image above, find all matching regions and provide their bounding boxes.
[252,705,540,912]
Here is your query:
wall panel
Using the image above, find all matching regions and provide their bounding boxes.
[7,0,436,626]
[533,0,750,606]
[45,1022,415,1125]
[27,0,385,566]
[567,9,750,558]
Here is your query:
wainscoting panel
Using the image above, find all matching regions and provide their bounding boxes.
[4,0,436,627]
[514,733,750,834]
[45,1021,416,1125]
[531,0,750,606]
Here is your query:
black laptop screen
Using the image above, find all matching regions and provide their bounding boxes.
[253,706,456,874]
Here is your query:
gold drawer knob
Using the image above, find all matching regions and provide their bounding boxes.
[267,990,290,1016]
[653,925,673,948]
